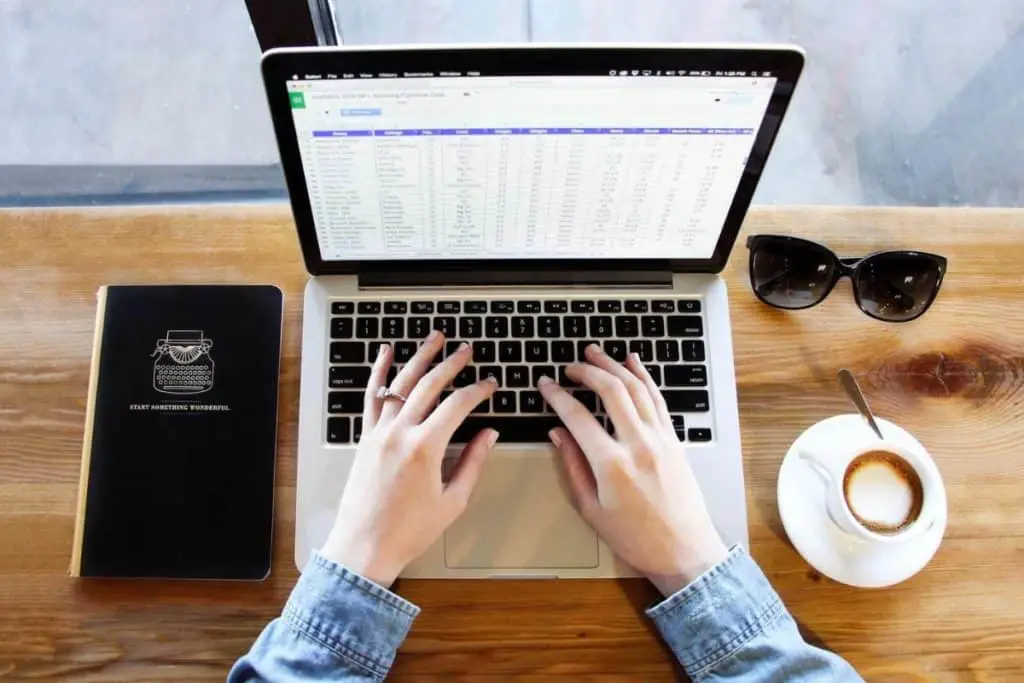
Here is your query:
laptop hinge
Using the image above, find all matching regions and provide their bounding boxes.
[357,269,673,289]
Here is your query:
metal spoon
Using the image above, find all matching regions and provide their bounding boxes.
[837,369,885,440]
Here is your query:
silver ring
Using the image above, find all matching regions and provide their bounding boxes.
[376,386,408,403]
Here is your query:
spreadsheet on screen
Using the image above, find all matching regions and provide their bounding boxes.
[287,74,775,261]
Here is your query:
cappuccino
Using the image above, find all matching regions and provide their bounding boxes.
[843,450,924,534]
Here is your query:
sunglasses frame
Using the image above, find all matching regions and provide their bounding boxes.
[745,234,947,322]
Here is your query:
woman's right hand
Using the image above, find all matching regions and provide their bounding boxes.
[539,344,728,597]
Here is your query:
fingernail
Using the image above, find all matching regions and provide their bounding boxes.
[486,430,500,448]
[629,352,640,364]
[485,374,499,385]
[588,343,602,354]
[549,429,562,447]
[459,342,471,352]
[377,344,388,360]
[537,375,553,386]
[427,329,440,341]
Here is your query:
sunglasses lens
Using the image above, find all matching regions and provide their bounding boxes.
[855,253,942,321]
[750,240,836,309]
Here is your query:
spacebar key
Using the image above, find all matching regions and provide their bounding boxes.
[451,416,563,444]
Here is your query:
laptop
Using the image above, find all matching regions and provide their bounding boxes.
[261,44,804,577]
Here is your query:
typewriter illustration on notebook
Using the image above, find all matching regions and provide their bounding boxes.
[151,329,215,395]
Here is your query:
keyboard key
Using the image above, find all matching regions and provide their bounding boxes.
[454,366,477,387]
[551,340,575,363]
[518,301,542,313]
[479,365,502,385]
[384,301,407,314]
[678,300,702,313]
[656,340,680,362]
[329,366,371,389]
[353,417,363,443]
[491,301,515,313]
[688,427,712,442]
[473,341,496,363]
[663,390,710,412]
[520,391,544,413]
[665,365,708,386]
[625,300,649,313]
[330,342,365,363]
[486,316,509,338]
[598,300,622,313]
[433,316,456,337]
[629,339,654,362]
[472,398,490,414]
[589,316,612,337]
[506,365,529,387]
[459,317,482,338]
[645,365,662,385]
[557,366,577,387]
[614,316,639,337]
[367,341,386,361]
[544,300,569,313]
[386,367,397,385]
[571,300,595,313]
[328,391,363,414]
[330,317,353,339]
[331,301,354,315]
[670,415,686,440]
[327,417,350,443]
[394,341,417,363]
[564,316,586,337]
[411,301,434,314]
[525,341,548,362]
[382,317,404,339]
[538,316,560,338]
[356,318,379,338]
[604,340,627,362]
[652,300,675,313]
[439,301,461,314]
[452,416,567,443]
[493,391,517,413]
[512,316,534,338]
[445,341,462,358]
[499,341,522,363]
[667,316,703,337]
[682,340,706,362]
[408,317,430,338]
[532,365,555,386]
[465,301,488,313]
[642,316,666,337]
[357,301,381,314]
[577,340,599,359]
[573,390,598,413]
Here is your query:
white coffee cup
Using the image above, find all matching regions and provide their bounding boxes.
[800,440,940,544]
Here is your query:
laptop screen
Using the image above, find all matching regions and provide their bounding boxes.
[286,70,776,262]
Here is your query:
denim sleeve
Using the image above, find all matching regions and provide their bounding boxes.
[646,546,863,682]
[228,553,419,682]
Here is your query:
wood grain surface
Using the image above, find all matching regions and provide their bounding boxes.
[1,204,1022,682]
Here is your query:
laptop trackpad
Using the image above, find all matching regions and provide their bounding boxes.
[444,450,599,570]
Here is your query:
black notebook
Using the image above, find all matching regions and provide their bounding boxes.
[71,285,283,579]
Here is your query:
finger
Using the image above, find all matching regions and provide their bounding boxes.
[381,329,444,422]
[550,427,599,518]
[401,341,473,423]
[565,362,643,440]
[362,343,392,432]
[537,375,617,457]
[443,428,499,512]
[584,344,659,425]
[421,377,498,443]
[625,352,673,429]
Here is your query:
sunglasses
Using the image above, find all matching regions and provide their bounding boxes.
[745,235,947,322]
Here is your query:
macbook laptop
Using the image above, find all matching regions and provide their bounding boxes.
[261,44,804,577]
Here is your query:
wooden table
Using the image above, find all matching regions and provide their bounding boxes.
[2,204,1022,682]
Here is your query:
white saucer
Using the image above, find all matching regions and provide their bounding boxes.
[777,414,947,588]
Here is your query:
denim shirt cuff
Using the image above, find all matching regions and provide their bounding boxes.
[282,552,421,678]
[645,545,788,678]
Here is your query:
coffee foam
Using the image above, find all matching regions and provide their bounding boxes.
[843,452,923,533]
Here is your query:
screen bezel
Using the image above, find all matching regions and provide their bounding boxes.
[261,45,804,277]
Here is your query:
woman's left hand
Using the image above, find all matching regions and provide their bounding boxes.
[320,330,499,587]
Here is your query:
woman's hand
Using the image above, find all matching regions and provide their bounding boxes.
[539,344,728,597]
[320,330,499,587]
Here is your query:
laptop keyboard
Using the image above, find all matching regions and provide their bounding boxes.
[325,297,712,445]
